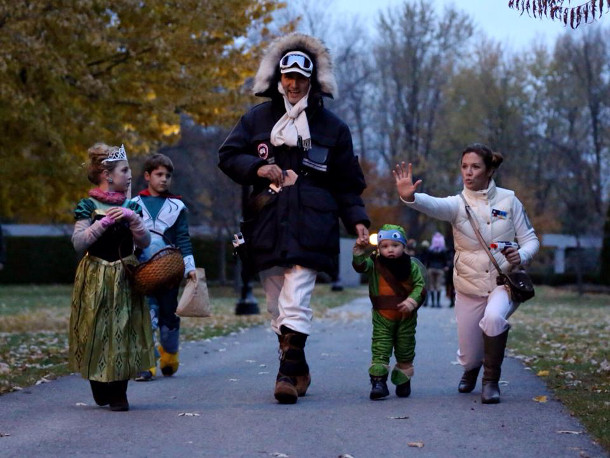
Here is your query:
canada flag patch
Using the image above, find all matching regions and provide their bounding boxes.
[257,143,269,159]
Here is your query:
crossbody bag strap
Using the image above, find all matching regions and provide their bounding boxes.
[459,192,503,276]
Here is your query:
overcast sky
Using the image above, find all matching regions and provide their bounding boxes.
[332,0,592,50]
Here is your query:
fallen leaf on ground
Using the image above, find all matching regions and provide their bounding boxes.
[389,416,409,420]
[533,395,548,403]
[0,433,11,437]
[408,441,424,448]
[537,370,549,376]
[178,412,200,417]
[557,430,582,435]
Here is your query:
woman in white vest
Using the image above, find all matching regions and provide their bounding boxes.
[393,143,539,404]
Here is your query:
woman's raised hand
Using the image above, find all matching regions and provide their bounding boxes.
[393,162,422,203]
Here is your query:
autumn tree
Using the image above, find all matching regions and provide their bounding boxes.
[508,0,610,28]
[0,0,283,222]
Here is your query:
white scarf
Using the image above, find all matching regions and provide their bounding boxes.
[270,82,311,150]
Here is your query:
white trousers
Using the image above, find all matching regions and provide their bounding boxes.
[259,265,317,336]
[455,285,517,370]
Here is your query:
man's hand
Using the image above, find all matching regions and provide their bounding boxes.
[257,164,284,187]
[393,162,422,203]
[187,270,198,282]
[354,223,369,247]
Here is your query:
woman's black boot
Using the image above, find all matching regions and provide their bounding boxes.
[481,330,509,404]
[458,366,481,393]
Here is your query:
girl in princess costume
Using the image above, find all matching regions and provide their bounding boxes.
[69,143,155,411]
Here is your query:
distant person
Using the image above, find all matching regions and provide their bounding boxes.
[405,238,417,256]
[70,143,154,411]
[415,239,429,306]
[132,153,197,381]
[393,143,539,404]
[425,232,449,308]
[218,33,370,404]
[353,224,426,400]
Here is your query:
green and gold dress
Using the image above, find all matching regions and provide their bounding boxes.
[69,194,155,382]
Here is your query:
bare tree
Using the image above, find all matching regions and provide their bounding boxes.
[374,1,473,168]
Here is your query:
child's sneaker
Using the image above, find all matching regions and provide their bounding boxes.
[135,367,156,382]
[369,375,390,400]
[395,379,411,398]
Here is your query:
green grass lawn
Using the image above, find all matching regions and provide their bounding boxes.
[508,286,610,452]
[0,283,608,452]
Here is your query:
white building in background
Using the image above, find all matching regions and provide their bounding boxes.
[542,234,602,274]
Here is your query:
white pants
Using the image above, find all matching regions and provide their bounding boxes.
[259,265,317,336]
[455,285,517,370]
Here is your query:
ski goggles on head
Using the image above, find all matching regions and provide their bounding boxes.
[279,51,313,77]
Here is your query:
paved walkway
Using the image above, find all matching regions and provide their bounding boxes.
[0,296,606,457]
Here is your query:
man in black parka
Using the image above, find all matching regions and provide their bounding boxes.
[218,33,370,404]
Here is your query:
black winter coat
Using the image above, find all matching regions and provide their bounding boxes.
[218,96,370,275]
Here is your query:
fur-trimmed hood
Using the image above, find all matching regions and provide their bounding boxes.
[252,33,338,99]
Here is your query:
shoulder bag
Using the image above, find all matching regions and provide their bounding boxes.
[459,193,535,303]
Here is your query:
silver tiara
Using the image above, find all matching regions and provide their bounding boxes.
[102,144,128,163]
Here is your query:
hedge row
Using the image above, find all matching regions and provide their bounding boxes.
[0,236,602,286]
[0,236,237,285]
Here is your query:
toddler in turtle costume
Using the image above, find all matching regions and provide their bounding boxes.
[353,224,426,400]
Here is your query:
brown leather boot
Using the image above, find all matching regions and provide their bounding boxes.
[274,374,298,404]
[458,366,481,393]
[481,330,509,404]
[274,327,310,403]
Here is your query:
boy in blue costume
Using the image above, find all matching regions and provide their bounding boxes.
[133,154,197,381]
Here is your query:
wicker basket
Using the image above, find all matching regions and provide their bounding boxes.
[121,230,185,295]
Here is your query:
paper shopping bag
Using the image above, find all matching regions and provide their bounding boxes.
[176,268,211,317]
